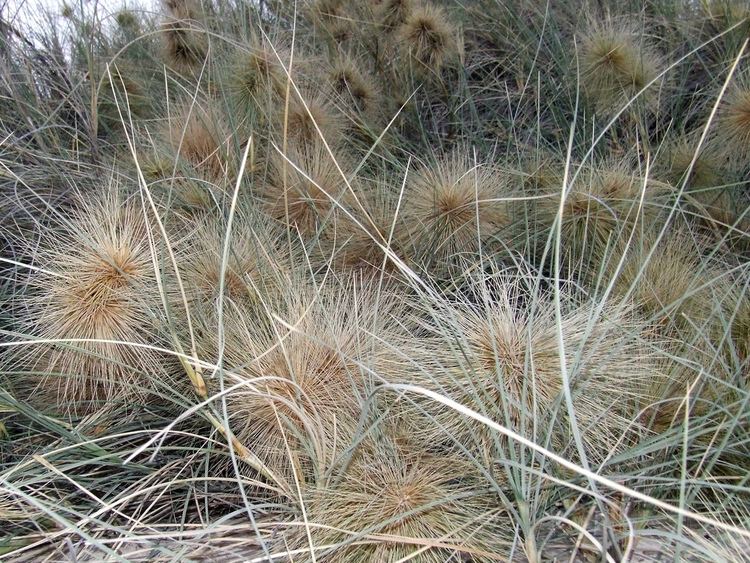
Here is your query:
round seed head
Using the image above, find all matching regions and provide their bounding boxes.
[273,88,346,146]
[167,103,230,182]
[375,0,414,29]
[211,280,404,485]
[291,436,506,562]
[715,73,750,166]
[327,56,381,118]
[396,3,458,73]
[580,23,662,115]
[176,209,293,318]
[262,141,353,239]
[13,189,165,412]
[161,12,208,74]
[226,43,288,116]
[396,277,651,462]
[401,150,513,269]
[532,161,671,273]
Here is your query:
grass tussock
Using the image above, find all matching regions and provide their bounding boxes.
[0,0,748,560]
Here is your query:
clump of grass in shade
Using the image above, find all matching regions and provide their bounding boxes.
[261,139,354,239]
[714,69,750,168]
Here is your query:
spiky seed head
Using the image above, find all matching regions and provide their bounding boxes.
[715,74,750,166]
[395,276,650,461]
[97,64,148,128]
[664,135,725,189]
[293,435,505,562]
[580,23,662,115]
[327,180,406,275]
[273,88,346,145]
[611,233,717,335]
[375,0,414,29]
[532,161,670,273]
[226,43,288,116]
[396,3,458,73]
[211,280,404,486]
[306,0,353,42]
[401,150,512,269]
[14,189,165,412]
[176,209,292,317]
[167,104,230,182]
[115,9,139,30]
[161,0,207,74]
[263,141,353,238]
[327,57,381,117]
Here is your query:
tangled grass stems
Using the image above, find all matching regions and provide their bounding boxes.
[1,0,749,560]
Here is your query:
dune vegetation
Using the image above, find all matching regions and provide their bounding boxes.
[0,0,749,560]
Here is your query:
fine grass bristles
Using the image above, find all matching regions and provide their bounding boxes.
[273,88,347,145]
[532,161,670,276]
[3,0,750,558]
[396,2,459,74]
[167,103,231,182]
[161,0,208,74]
[401,277,651,462]
[294,434,506,562]
[579,22,663,115]
[402,150,512,271]
[97,64,148,130]
[12,189,166,412]
[328,179,406,275]
[375,0,414,30]
[176,208,292,316]
[262,140,353,239]
[663,134,726,190]
[714,72,750,168]
[209,279,404,485]
[225,42,288,118]
[327,56,381,119]
[306,0,353,43]
[610,233,717,336]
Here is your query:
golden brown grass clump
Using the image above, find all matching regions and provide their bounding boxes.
[166,103,231,183]
[272,87,347,146]
[205,279,406,488]
[396,2,459,74]
[161,0,208,74]
[306,0,354,43]
[174,208,293,321]
[714,72,750,167]
[375,0,414,29]
[13,189,167,413]
[401,150,512,270]
[394,276,652,463]
[288,433,507,562]
[226,41,289,117]
[610,232,718,335]
[327,180,407,275]
[327,56,381,119]
[531,161,671,276]
[579,22,663,115]
[261,140,353,239]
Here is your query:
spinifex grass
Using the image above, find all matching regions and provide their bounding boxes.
[0,0,748,560]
